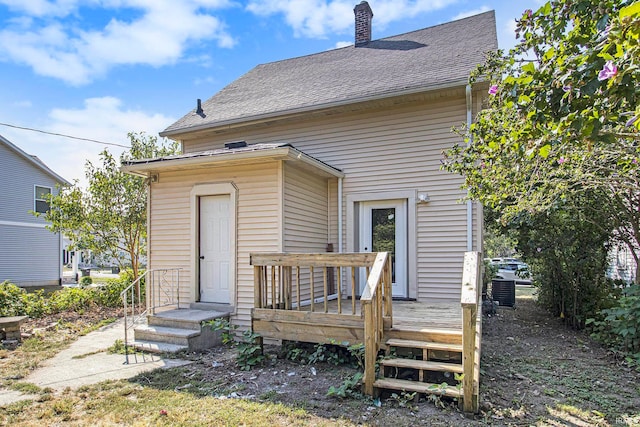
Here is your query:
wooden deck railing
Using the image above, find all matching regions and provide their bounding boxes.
[460,251,482,413]
[360,252,392,395]
[250,252,393,395]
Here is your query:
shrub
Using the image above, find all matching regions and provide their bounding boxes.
[95,276,139,308]
[0,282,28,317]
[587,285,640,365]
[48,288,94,312]
[79,276,93,286]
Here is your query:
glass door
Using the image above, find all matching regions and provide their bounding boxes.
[359,199,407,298]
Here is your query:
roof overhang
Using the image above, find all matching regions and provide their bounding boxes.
[160,79,472,139]
[121,144,344,179]
[0,134,71,186]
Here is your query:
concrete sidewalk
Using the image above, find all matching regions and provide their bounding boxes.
[0,318,191,406]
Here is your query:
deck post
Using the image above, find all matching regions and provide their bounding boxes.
[253,266,263,309]
[460,251,481,413]
[362,300,376,396]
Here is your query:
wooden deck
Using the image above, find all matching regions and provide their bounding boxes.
[250,252,482,413]
[296,299,462,329]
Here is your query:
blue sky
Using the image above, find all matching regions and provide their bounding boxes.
[0,0,542,186]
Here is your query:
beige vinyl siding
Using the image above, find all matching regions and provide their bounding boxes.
[283,163,328,252]
[149,163,280,328]
[177,89,474,301]
[282,163,330,302]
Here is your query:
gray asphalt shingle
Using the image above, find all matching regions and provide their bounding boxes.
[162,11,497,136]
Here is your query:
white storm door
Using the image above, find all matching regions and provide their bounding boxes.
[359,200,407,298]
[199,195,231,304]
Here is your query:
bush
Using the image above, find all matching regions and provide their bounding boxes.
[48,287,94,312]
[0,273,138,318]
[95,276,140,308]
[588,285,640,365]
[79,276,93,286]
[506,194,617,328]
[0,282,28,317]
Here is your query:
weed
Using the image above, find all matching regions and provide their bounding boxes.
[389,391,418,410]
[326,372,363,399]
[259,389,278,401]
[10,382,42,394]
[206,318,265,370]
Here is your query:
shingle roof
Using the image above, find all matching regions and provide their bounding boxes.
[162,10,497,136]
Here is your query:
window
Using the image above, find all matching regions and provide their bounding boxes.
[34,185,52,214]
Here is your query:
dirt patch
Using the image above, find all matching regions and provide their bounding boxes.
[480,298,640,426]
[131,296,640,426]
[5,297,640,426]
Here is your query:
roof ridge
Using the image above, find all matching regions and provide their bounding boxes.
[253,10,495,68]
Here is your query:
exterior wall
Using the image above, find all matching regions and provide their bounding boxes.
[149,163,280,329]
[283,163,329,253]
[0,142,63,287]
[283,163,331,302]
[180,89,477,301]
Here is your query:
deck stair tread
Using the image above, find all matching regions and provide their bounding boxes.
[135,325,201,338]
[385,338,463,352]
[373,378,462,398]
[389,325,462,335]
[380,357,463,373]
[130,340,188,354]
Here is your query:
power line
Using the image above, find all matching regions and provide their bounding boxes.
[0,122,130,148]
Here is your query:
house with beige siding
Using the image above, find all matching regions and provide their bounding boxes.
[122,3,496,410]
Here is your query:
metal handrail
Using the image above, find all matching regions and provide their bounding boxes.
[121,268,181,364]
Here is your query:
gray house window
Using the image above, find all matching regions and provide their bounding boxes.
[35,185,52,214]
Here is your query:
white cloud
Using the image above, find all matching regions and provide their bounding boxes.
[2,97,174,187]
[247,0,458,38]
[0,0,236,85]
[332,40,352,49]
[452,5,490,21]
[0,0,82,17]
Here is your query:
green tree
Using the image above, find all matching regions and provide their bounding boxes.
[42,132,179,282]
[444,0,640,283]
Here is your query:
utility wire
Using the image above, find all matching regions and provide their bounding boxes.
[0,122,130,148]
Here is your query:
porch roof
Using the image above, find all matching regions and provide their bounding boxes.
[121,142,344,179]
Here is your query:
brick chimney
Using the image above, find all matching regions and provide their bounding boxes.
[354,1,373,46]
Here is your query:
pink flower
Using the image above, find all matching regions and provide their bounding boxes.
[598,61,618,81]
[488,85,498,95]
[626,115,638,127]
[633,159,638,165]
[524,9,532,18]
[558,157,566,164]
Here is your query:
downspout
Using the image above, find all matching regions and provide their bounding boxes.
[338,177,343,253]
[466,84,473,252]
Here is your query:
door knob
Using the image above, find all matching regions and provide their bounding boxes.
[199,256,205,260]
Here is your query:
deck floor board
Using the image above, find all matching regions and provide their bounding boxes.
[291,299,462,331]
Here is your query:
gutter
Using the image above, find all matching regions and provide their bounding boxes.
[120,146,344,179]
[160,79,470,138]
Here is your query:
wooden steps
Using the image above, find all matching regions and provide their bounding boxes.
[374,378,462,398]
[380,358,463,373]
[385,338,463,353]
[374,329,464,399]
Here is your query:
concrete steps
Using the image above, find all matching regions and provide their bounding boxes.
[131,308,229,353]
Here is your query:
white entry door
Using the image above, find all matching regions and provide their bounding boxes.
[199,195,231,304]
[359,200,407,298]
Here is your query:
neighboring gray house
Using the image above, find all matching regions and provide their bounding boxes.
[0,135,69,288]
